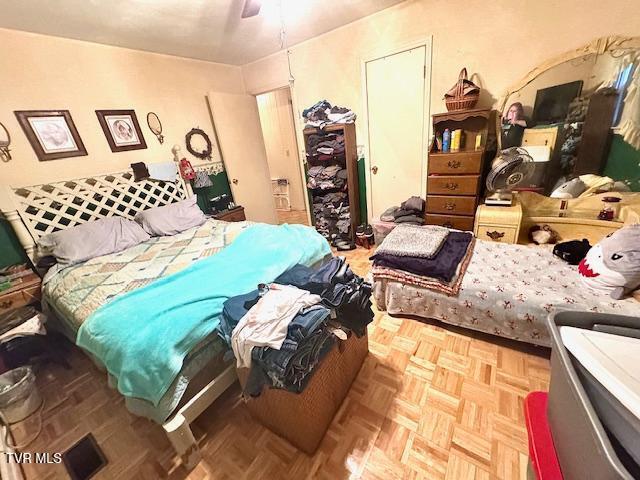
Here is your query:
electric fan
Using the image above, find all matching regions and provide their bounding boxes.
[485,147,535,206]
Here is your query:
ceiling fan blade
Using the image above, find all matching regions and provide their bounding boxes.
[241,0,262,18]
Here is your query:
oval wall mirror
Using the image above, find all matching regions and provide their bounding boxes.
[147,112,164,144]
[0,121,11,162]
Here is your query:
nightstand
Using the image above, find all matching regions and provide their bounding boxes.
[474,200,523,244]
[0,269,41,316]
[212,206,246,222]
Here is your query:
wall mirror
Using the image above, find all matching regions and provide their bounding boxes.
[0,121,11,162]
[147,112,164,144]
[496,36,640,197]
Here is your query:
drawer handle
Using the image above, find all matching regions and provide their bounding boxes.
[443,222,453,228]
[486,230,505,241]
[447,160,461,169]
[444,201,456,211]
[444,182,459,191]
[0,300,13,309]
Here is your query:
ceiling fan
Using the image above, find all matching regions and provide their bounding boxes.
[241,0,262,18]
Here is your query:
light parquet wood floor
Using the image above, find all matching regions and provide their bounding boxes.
[276,209,310,226]
[14,246,550,480]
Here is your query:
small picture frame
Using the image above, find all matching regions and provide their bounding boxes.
[95,109,147,152]
[14,110,88,161]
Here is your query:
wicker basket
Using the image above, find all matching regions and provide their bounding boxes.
[445,68,480,111]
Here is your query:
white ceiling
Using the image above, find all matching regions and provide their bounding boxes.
[0,0,405,65]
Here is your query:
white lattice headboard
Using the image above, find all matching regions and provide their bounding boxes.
[2,170,190,261]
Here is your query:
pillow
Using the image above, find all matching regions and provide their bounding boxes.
[578,224,640,299]
[37,217,150,267]
[134,196,206,236]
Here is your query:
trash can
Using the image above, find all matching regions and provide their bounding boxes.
[0,366,41,423]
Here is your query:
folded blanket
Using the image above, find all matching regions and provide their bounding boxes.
[374,224,450,259]
[372,237,475,296]
[372,231,472,282]
[76,223,331,406]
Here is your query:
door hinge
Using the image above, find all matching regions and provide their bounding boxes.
[423,65,426,78]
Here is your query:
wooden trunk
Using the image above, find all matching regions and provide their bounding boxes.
[237,332,368,454]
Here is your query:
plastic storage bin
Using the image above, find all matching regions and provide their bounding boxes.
[546,311,639,480]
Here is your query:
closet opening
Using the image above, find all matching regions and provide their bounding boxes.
[255,87,310,225]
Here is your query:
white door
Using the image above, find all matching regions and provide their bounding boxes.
[365,46,428,219]
[207,92,277,224]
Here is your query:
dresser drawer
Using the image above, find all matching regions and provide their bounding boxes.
[428,152,483,175]
[476,225,518,244]
[426,195,477,216]
[425,214,475,231]
[0,285,40,314]
[427,175,480,195]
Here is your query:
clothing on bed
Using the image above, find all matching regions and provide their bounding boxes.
[230,284,322,369]
[76,223,331,406]
[371,237,475,297]
[371,231,473,282]
[374,224,450,259]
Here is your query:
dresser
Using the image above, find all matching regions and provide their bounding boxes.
[425,108,495,231]
[212,206,245,222]
[0,270,41,316]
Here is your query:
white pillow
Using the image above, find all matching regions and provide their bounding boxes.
[37,217,150,267]
[134,196,206,236]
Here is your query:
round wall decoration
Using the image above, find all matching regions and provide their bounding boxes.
[185,128,213,161]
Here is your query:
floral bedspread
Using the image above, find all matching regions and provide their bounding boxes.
[373,240,640,347]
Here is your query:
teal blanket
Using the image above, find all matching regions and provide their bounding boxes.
[76,224,330,405]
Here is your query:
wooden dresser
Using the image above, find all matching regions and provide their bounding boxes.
[425,108,495,231]
[212,206,245,222]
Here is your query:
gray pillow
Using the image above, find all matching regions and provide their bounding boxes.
[134,196,206,236]
[37,217,150,267]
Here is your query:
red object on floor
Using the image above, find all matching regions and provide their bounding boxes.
[524,392,564,479]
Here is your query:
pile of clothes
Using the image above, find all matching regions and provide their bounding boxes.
[303,100,356,128]
[307,132,346,158]
[307,165,347,191]
[380,196,425,225]
[370,224,475,296]
[219,257,373,397]
[312,192,350,240]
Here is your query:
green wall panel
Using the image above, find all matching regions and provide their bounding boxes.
[0,218,28,269]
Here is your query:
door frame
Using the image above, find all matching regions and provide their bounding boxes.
[360,36,433,222]
[252,83,312,225]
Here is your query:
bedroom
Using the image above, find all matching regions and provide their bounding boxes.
[0,0,639,478]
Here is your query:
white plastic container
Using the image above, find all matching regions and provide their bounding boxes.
[0,367,41,423]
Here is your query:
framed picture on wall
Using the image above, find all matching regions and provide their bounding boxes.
[14,110,88,161]
[95,109,147,152]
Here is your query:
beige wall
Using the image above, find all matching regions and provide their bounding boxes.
[242,0,640,148]
[256,88,306,211]
[0,28,245,208]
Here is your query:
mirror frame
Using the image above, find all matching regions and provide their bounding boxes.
[146,112,164,144]
[497,35,640,115]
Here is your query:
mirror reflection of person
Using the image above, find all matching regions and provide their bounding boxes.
[501,102,529,148]
[113,119,134,141]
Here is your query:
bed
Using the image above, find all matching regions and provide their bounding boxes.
[373,239,640,348]
[1,169,327,469]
